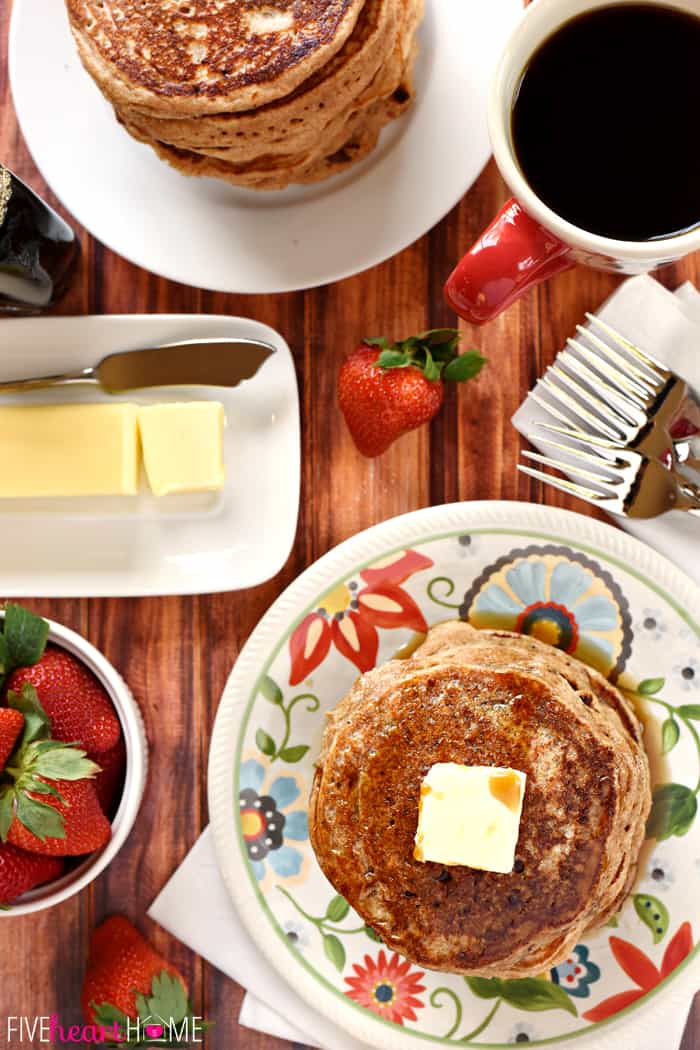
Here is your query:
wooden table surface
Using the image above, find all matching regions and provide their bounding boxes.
[1,2,699,1047]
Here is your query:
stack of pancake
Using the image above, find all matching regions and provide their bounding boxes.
[65,0,423,190]
[310,622,651,977]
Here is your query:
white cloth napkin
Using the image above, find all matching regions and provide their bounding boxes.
[513,274,700,586]
[149,275,700,1050]
[148,829,369,1050]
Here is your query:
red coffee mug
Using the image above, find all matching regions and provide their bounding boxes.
[445,0,700,326]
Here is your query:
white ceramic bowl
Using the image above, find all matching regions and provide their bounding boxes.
[1,615,148,915]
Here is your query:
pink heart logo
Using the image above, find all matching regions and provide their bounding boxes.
[145,1024,163,1038]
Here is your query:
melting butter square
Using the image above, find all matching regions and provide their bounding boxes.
[138,402,225,497]
[0,403,139,497]
[414,763,526,873]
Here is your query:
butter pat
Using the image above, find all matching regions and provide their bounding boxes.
[138,402,225,497]
[414,763,526,873]
[0,403,139,497]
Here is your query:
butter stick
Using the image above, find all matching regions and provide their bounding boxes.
[0,403,140,497]
[137,402,225,497]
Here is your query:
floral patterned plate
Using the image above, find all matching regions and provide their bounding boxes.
[208,502,700,1049]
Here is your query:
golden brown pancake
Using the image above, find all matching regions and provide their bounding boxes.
[112,0,403,156]
[65,0,425,189]
[67,0,367,115]
[122,39,417,189]
[309,624,651,976]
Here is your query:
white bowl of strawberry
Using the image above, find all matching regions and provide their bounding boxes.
[0,604,147,914]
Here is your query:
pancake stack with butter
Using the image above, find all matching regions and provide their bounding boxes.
[310,621,651,977]
[65,0,423,189]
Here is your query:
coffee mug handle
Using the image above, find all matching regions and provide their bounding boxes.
[444,198,575,324]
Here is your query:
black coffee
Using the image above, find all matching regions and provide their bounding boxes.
[511,4,700,241]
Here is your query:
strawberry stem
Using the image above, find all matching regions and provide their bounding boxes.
[365,330,485,384]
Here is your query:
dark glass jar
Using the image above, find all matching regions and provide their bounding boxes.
[0,165,79,313]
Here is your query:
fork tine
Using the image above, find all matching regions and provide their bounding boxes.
[575,324,662,392]
[522,449,620,490]
[566,336,653,403]
[534,432,624,472]
[537,421,623,457]
[558,348,648,424]
[534,378,623,441]
[517,463,613,506]
[584,313,670,379]
[549,362,636,428]
[530,389,583,429]
[547,365,633,436]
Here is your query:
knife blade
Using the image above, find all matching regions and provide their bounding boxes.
[0,337,275,395]
[95,338,275,392]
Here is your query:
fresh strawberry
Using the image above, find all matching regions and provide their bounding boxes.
[338,329,486,457]
[0,842,64,906]
[7,647,120,756]
[0,709,24,770]
[94,735,126,816]
[6,776,111,856]
[0,684,110,857]
[82,917,191,1031]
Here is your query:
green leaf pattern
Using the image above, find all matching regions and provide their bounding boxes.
[255,677,320,764]
[632,678,700,841]
[323,933,346,972]
[465,976,576,1016]
[633,893,670,944]
[661,717,680,754]
[326,894,350,923]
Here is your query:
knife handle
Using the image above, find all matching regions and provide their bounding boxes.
[0,367,97,394]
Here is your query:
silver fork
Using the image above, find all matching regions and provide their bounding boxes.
[532,313,700,471]
[518,424,700,518]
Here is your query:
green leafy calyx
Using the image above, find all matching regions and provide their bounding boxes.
[0,684,100,843]
[365,330,486,384]
[0,603,49,688]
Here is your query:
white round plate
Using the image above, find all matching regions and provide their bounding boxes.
[209,502,700,1049]
[9,0,521,294]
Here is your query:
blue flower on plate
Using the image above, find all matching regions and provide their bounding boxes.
[238,758,308,882]
[460,546,631,677]
[550,945,600,998]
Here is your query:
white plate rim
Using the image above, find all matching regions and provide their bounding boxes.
[208,500,700,1050]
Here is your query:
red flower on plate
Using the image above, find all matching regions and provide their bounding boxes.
[583,923,693,1022]
[344,950,426,1025]
[288,550,433,684]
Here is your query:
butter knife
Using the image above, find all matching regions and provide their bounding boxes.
[0,337,275,393]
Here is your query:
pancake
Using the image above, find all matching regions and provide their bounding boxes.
[65,0,425,189]
[125,41,417,189]
[112,0,402,156]
[67,0,367,115]
[309,623,650,976]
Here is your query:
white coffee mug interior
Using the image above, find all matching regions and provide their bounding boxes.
[489,0,700,270]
